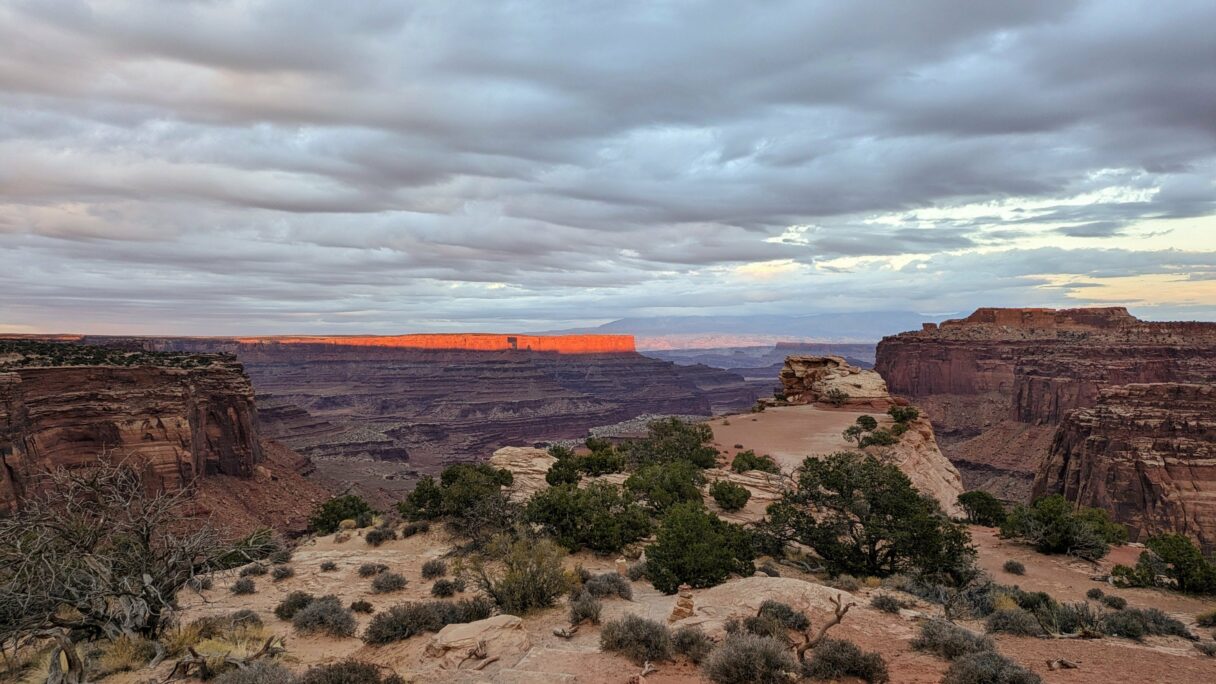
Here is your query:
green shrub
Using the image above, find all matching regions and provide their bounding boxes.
[1101,606,1193,640]
[310,495,376,534]
[213,662,296,684]
[600,614,673,664]
[292,595,357,637]
[397,464,517,545]
[350,600,374,614]
[703,634,797,684]
[870,594,907,614]
[764,452,975,583]
[1086,587,1104,600]
[625,418,718,469]
[625,460,705,513]
[584,572,633,600]
[757,599,810,631]
[911,619,994,660]
[401,520,430,536]
[1102,594,1127,610]
[568,590,602,625]
[362,597,495,644]
[231,578,256,595]
[1000,495,1126,561]
[430,579,456,598]
[1197,609,1216,628]
[372,572,408,594]
[320,561,338,572]
[275,591,316,620]
[365,527,396,547]
[830,574,861,592]
[297,659,406,684]
[730,450,780,474]
[271,565,295,581]
[941,651,1041,684]
[421,559,447,580]
[856,415,879,431]
[358,563,388,578]
[887,405,919,423]
[709,480,751,512]
[646,501,754,593]
[823,388,849,406]
[671,625,713,663]
[803,637,889,683]
[474,536,570,615]
[546,456,581,486]
[269,548,293,565]
[1112,533,1216,594]
[1002,560,1025,575]
[525,482,651,553]
[959,491,1007,526]
[858,429,898,448]
[985,608,1043,636]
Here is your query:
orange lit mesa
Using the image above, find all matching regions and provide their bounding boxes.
[233,333,637,354]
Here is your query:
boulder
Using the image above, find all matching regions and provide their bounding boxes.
[489,447,557,502]
[424,614,531,670]
[780,355,891,407]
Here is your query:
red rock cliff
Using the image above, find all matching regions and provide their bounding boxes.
[0,354,263,510]
[1034,384,1216,549]
[874,308,1216,501]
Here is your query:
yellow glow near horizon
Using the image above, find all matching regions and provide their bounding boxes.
[1038,273,1216,306]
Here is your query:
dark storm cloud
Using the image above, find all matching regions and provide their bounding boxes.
[1,0,1214,333]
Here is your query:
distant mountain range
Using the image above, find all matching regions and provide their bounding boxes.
[548,311,937,350]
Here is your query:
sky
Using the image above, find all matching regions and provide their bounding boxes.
[1,0,1214,335]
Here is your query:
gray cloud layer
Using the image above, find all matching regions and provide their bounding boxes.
[1,1,1214,333]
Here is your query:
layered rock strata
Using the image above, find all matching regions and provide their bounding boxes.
[875,307,1216,501]
[1033,384,1216,548]
[779,355,891,407]
[0,350,262,510]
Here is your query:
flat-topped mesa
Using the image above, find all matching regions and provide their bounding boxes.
[230,333,636,354]
[1034,383,1216,549]
[913,306,1216,342]
[778,355,892,408]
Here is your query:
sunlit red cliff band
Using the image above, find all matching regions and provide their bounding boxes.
[231,333,637,354]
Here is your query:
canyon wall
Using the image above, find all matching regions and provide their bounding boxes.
[0,341,326,533]
[1034,384,1216,548]
[875,307,1216,503]
[231,333,636,354]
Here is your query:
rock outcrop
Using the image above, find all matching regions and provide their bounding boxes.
[424,614,531,670]
[0,345,263,510]
[0,340,327,535]
[670,576,861,639]
[1034,384,1216,548]
[489,446,558,502]
[779,355,891,407]
[875,307,1216,501]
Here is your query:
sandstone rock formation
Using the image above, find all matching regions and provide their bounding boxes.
[1034,384,1216,548]
[424,614,531,670]
[0,340,324,533]
[779,355,891,407]
[235,333,637,354]
[875,307,1216,501]
[0,349,262,509]
[489,446,557,502]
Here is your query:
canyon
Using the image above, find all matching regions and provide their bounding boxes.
[48,334,761,503]
[875,307,1216,543]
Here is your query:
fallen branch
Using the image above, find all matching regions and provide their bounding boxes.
[1047,658,1081,670]
[796,594,854,663]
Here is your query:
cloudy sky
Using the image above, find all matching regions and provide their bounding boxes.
[2,0,1214,335]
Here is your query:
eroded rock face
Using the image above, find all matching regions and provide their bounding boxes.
[1034,384,1216,548]
[875,307,1216,501]
[0,358,263,510]
[779,355,891,407]
[489,446,557,502]
[424,614,531,670]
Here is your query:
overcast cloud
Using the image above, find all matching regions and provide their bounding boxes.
[1,0,1214,334]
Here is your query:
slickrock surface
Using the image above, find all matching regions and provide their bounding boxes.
[875,307,1216,502]
[1034,383,1216,547]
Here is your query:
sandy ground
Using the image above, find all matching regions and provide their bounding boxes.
[706,404,876,469]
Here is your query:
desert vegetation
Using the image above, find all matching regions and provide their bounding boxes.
[1000,495,1128,561]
